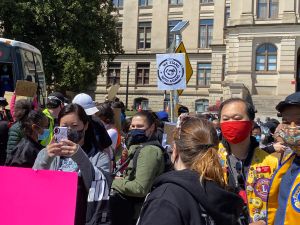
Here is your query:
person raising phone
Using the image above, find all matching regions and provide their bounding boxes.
[33,103,111,225]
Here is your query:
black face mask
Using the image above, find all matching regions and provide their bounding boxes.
[68,129,85,143]
[125,129,148,147]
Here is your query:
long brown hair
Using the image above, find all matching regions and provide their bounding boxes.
[173,117,225,187]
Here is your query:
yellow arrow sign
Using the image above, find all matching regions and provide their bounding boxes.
[175,42,193,96]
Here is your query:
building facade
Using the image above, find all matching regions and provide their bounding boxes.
[95,0,300,114]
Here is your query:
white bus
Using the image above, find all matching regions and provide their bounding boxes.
[0,38,47,103]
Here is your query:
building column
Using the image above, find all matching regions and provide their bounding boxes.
[240,0,254,24]
[208,46,226,106]
[182,0,200,51]
[277,37,296,95]
[211,0,225,45]
[122,0,138,53]
[151,0,169,53]
[282,0,296,23]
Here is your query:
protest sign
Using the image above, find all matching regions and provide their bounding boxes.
[156,53,186,90]
[164,122,177,145]
[107,85,120,101]
[0,166,78,225]
[4,91,27,109]
[113,107,122,132]
[15,80,37,97]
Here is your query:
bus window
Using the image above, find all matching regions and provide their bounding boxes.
[20,49,36,82]
[0,63,14,96]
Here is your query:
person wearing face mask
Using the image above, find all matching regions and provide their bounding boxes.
[40,92,66,146]
[33,103,111,225]
[109,111,165,225]
[266,92,300,225]
[5,100,48,167]
[218,98,279,225]
[137,116,244,225]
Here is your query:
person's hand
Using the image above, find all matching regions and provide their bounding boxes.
[273,142,287,153]
[249,220,266,225]
[46,141,64,157]
[60,139,79,157]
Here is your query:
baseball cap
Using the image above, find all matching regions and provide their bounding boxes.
[156,111,169,122]
[72,93,99,116]
[276,92,300,113]
[47,92,65,109]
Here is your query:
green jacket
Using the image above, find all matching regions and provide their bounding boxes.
[112,143,165,198]
[41,108,55,146]
[6,121,24,158]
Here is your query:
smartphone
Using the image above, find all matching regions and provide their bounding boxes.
[53,126,68,143]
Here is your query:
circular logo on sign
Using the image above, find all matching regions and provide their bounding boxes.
[254,178,270,202]
[158,58,184,86]
[291,183,300,213]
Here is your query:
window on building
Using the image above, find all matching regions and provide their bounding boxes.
[113,0,123,8]
[257,0,279,19]
[195,99,209,113]
[256,43,277,71]
[138,22,151,49]
[167,20,182,47]
[200,0,214,3]
[107,63,121,85]
[199,19,213,48]
[197,63,211,87]
[139,0,152,6]
[169,0,183,5]
[134,97,149,110]
[116,23,122,45]
[136,63,150,85]
[225,6,230,26]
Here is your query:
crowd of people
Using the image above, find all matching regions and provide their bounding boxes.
[0,90,300,225]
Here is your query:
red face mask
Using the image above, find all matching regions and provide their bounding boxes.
[220,121,253,144]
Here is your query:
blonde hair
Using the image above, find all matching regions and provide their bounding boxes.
[173,117,225,187]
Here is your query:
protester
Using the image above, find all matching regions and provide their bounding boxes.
[110,111,165,225]
[6,99,28,159]
[177,105,189,116]
[267,92,300,224]
[212,118,222,140]
[252,123,286,154]
[137,116,243,225]
[5,99,48,167]
[218,98,279,224]
[72,93,112,151]
[0,119,9,165]
[97,102,121,166]
[33,103,111,225]
[41,92,66,146]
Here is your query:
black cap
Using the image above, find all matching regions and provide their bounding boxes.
[47,92,65,109]
[0,97,8,107]
[276,92,300,113]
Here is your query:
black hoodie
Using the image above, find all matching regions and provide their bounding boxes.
[137,169,244,225]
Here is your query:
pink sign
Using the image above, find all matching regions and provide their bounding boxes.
[0,166,78,225]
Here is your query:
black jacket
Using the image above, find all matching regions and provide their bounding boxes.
[6,137,44,168]
[138,169,243,225]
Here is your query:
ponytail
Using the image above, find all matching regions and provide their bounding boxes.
[191,147,225,187]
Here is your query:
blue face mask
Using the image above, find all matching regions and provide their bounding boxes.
[38,129,50,141]
[255,135,261,143]
[125,129,148,147]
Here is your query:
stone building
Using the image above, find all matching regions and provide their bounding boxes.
[95,0,300,117]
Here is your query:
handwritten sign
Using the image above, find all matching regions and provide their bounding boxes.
[4,92,27,110]
[15,80,37,97]
[0,166,78,225]
[107,85,120,101]
[164,122,177,145]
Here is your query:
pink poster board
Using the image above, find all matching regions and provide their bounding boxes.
[0,166,78,225]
